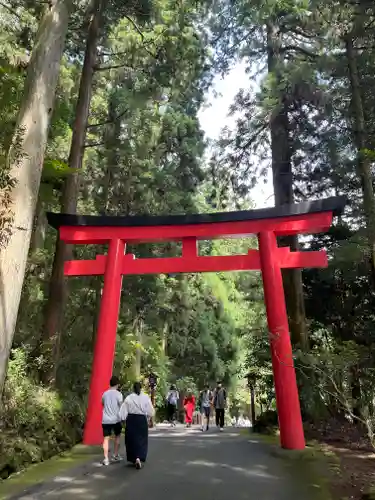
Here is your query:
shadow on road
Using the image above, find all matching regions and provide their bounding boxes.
[16,428,315,500]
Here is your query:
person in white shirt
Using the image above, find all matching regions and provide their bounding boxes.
[102,376,123,466]
[119,381,155,469]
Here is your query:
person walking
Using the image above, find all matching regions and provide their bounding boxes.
[183,389,195,428]
[166,384,179,426]
[213,381,227,432]
[119,381,155,470]
[199,384,212,431]
[101,376,123,466]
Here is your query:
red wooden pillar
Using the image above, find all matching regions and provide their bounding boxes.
[83,238,125,445]
[258,231,305,450]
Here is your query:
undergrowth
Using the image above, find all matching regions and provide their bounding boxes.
[0,349,85,480]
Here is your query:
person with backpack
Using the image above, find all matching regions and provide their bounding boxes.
[199,384,212,431]
[213,381,227,432]
[166,384,179,426]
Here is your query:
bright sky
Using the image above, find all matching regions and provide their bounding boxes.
[198,62,274,209]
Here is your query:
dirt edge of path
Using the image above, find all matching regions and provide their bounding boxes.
[253,425,375,500]
[252,433,337,500]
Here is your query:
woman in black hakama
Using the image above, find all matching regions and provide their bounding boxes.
[119,382,155,469]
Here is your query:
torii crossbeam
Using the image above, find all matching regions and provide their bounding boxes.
[47,195,346,450]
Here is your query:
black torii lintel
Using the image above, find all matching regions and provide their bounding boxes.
[46,196,346,230]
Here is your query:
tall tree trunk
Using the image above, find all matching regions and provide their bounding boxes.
[91,94,120,346]
[42,0,104,385]
[266,21,308,350]
[345,34,375,285]
[0,0,71,395]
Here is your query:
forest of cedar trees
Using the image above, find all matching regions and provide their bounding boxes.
[0,0,375,497]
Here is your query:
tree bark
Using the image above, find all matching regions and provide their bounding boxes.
[42,0,104,385]
[351,365,362,419]
[250,385,256,429]
[266,21,308,350]
[161,322,167,354]
[30,194,47,254]
[0,0,71,395]
[133,318,143,380]
[345,34,375,285]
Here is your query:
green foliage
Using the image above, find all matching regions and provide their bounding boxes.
[0,0,263,478]
[0,349,85,478]
[7,0,375,493]
[252,410,278,434]
[42,159,74,182]
[206,0,375,459]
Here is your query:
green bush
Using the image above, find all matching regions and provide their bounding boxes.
[252,410,278,434]
[0,349,85,479]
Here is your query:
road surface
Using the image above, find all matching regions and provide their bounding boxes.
[15,426,316,499]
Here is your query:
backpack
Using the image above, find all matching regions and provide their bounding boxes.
[200,390,212,407]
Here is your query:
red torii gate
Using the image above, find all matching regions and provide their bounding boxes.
[47,195,346,450]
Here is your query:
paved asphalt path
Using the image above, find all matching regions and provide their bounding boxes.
[17,426,315,500]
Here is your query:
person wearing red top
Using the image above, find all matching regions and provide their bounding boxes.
[183,389,195,427]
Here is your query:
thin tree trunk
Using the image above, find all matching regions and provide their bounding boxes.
[42,0,104,385]
[133,318,143,380]
[30,194,47,254]
[250,385,256,428]
[0,0,71,395]
[351,364,362,419]
[161,322,167,354]
[91,278,102,350]
[345,34,375,285]
[266,21,308,350]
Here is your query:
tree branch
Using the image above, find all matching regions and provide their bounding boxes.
[124,14,145,39]
[0,1,22,20]
[281,45,318,59]
[94,63,134,72]
[231,122,268,171]
[83,141,105,149]
[283,25,317,40]
[87,108,128,129]
[124,15,157,58]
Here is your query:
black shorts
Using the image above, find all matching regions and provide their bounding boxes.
[201,406,210,418]
[102,422,122,437]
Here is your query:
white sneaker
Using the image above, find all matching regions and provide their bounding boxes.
[220,428,224,432]
[135,458,142,470]
[102,458,110,466]
[112,455,123,462]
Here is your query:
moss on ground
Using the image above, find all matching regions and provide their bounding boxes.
[248,432,339,500]
[0,444,101,500]
[365,486,375,499]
